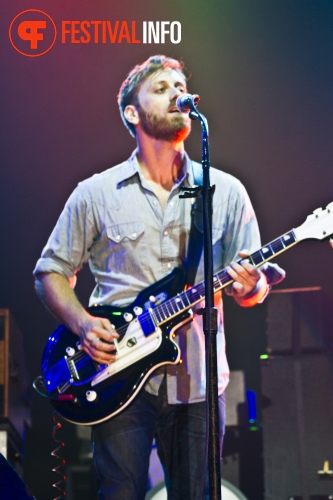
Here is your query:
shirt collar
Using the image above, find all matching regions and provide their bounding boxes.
[116,149,195,187]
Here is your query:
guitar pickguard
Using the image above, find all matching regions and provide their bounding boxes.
[92,319,164,386]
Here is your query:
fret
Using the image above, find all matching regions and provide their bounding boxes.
[159,304,167,318]
[261,245,274,259]
[251,249,265,266]
[214,274,222,288]
[282,231,296,247]
[213,275,220,291]
[153,308,163,324]
[153,306,165,323]
[183,290,192,307]
[221,270,232,285]
[163,302,173,318]
[176,294,186,308]
[192,287,202,302]
[271,238,285,253]
[169,300,177,315]
[174,296,183,310]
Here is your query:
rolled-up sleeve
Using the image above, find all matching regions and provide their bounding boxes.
[221,181,261,268]
[33,186,95,279]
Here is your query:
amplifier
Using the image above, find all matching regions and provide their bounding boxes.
[0,309,31,440]
[261,288,333,499]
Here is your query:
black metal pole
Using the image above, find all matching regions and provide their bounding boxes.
[189,105,221,499]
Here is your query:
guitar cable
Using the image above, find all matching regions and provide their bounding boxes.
[51,411,67,499]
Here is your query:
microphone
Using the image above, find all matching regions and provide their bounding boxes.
[176,93,200,113]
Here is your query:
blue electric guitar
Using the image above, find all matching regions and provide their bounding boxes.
[34,203,333,425]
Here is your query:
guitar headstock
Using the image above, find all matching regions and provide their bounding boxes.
[294,202,333,242]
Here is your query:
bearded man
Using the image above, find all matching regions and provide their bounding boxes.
[34,55,284,499]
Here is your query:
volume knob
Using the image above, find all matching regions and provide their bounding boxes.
[86,391,97,402]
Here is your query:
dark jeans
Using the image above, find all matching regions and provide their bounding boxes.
[92,380,226,500]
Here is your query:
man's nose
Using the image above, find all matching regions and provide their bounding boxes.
[170,87,183,101]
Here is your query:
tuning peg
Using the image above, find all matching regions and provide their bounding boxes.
[326,202,333,211]
[313,207,323,217]
[133,306,143,316]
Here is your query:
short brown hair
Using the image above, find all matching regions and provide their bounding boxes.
[117,55,187,137]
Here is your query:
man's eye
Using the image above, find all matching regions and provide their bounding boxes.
[155,87,165,93]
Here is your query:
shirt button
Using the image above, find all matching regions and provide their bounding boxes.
[152,200,157,205]
[132,233,137,238]
[164,230,168,236]
[116,235,121,241]
[167,263,172,269]
[169,201,173,206]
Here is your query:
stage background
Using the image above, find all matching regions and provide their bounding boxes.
[1,1,333,498]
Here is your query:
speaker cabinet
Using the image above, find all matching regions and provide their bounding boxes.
[0,308,31,478]
[261,288,333,499]
[0,309,31,440]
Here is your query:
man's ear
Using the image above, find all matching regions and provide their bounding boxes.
[124,105,139,126]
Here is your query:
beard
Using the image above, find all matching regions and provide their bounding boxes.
[136,103,191,142]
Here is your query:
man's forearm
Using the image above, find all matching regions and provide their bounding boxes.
[35,272,91,335]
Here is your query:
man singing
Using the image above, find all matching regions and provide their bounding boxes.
[34,55,284,499]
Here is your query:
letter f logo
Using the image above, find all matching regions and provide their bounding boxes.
[18,21,47,49]
[9,10,57,57]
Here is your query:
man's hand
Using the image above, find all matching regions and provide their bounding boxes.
[224,249,270,307]
[225,250,262,300]
[79,315,120,365]
[35,272,120,364]
[224,249,286,307]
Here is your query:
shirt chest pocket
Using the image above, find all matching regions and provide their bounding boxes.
[105,220,149,271]
[107,220,145,243]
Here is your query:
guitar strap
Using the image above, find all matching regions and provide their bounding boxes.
[186,163,204,286]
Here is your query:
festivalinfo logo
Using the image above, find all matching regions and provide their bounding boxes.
[9,10,182,57]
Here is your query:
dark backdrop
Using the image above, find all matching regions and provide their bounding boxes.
[1,1,333,498]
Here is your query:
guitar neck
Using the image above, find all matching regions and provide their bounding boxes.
[151,229,298,326]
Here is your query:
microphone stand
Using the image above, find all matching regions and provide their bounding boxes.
[180,101,221,499]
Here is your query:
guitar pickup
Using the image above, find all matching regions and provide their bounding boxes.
[67,358,80,381]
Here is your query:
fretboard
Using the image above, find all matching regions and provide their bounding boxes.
[150,229,298,326]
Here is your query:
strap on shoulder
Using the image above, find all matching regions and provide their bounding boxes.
[186,163,203,286]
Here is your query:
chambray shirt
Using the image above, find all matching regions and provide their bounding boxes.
[34,150,261,404]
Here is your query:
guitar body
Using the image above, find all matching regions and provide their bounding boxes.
[40,267,189,425]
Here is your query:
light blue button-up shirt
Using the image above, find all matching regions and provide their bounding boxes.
[34,150,261,404]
